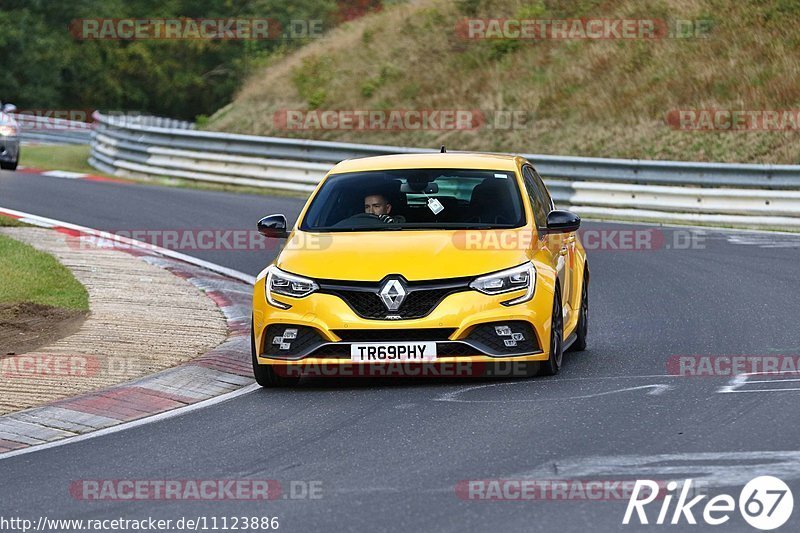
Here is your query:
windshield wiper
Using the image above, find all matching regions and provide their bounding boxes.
[313,223,501,232]
[317,225,401,232]
[391,224,496,230]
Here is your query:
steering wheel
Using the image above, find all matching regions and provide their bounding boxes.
[347,213,384,220]
[335,213,406,227]
[331,212,389,228]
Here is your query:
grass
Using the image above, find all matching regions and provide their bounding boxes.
[0,215,31,228]
[20,144,101,175]
[207,0,800,164]
[0,234,89,311]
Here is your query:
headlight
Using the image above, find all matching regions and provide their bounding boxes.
[470,262,536,306]
[265,265,318,309]
[0,125,17,136]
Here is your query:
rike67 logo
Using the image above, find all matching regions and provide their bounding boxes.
[623,476,793,530]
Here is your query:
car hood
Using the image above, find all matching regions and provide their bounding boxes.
[275,230,530,281]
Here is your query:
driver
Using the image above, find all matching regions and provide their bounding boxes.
[363,193,405,223]
[364,193,393,217]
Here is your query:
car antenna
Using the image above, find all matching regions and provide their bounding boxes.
[440,145,446,153]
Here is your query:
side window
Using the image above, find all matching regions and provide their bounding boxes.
[531,167,554,211]
[522,166,548,229]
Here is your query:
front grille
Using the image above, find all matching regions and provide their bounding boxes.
[262,324,325,357]
[332,328,456,342]
[465,321,539,355]
[308,345,350,359]
[436,342,482,357]
[318,275,471,320]
[325,288,459,319]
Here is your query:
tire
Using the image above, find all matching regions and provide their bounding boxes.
[538,288,564,376]
[251,320,300,387]
[569,274,589,352]
[0,160,17,171]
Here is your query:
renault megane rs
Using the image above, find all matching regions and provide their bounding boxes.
[251,153,588,386]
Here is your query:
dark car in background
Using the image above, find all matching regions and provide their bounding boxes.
[0,103,20,170]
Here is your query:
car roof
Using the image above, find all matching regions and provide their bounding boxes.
[328,153,524,174]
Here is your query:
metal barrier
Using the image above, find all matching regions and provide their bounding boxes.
[89,112,800,229]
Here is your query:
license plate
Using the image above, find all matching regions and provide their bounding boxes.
[350,342,437,362]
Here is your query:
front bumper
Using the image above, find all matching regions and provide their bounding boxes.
[252,276,553,367]
[0,136,20,163]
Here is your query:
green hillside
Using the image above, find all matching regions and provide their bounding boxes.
[208,0,800,163]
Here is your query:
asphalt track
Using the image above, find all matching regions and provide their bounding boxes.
[2,170,800,532]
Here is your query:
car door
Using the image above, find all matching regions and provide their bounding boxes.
[531,165,576,314]
[523,165,572,322]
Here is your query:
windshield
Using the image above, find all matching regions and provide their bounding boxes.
[300,168,526,232]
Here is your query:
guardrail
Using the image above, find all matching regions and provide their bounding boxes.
[100,114,195,130]
[89,111,800,230]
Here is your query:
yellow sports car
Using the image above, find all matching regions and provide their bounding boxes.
[251,153,588,386]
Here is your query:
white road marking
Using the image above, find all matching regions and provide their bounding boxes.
[718,371,800,394]
[434,380,675,403]
[561,384,674,399]
[726,234,800,248]
[323,450,800,495]
[514,451,800,489]
[535,374,677,382]
[41,170,88,179]
[0,384,260,461]
[727,389,800,393]
[717,373,749,393]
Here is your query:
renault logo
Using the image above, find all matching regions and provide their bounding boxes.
[379,278,406,311]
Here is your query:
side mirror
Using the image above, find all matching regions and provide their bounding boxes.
[545,210,581,233]
[257,214,289,239]
[2,104,17,113]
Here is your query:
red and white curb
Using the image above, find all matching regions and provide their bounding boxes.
[0,207,258,459]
